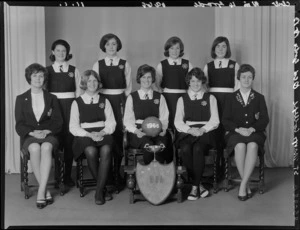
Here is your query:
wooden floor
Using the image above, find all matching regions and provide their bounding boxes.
[4,166,295,228]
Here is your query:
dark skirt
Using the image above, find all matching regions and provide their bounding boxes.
[175,131,217,149]
[225,131,266,155]
[72,135,114,160]
[21,135,59,155]
[163,92,185,128]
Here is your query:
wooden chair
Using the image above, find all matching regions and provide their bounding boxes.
[20,147,65,199]
[76,152,120,197]
[223,147,265,194]
[123,129,186,204]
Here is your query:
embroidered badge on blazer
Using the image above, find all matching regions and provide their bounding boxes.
[255,112,260,120]
[99,103,105,109]
[47,108,53,117]
[229,64,234,68]
[201,101,207,106]
[154,99,160,104]
[68,72,74,78]
[182,63,188,69]
[119,64,125,70]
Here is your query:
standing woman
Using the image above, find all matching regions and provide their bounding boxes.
[15,63,63,208]
[92,33,132,162]
[222,64,269,201]
[174,67,219,200]
[46,39,82,187]
[203,36,240,170]
[155,36,193,129]
[69,70,116,205]
[124,64,172,165]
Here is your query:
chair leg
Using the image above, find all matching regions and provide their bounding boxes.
[176,174,184,203]
[78,159,84,197]
[213,151,218,193]
[23,154,30,199]
[20,156,24,192]
[126,173,135,204]
[54,156,59,189]
[259,153,265,194]
[114,156,120,194]
[58,154,65,196]
[223,151,229,192]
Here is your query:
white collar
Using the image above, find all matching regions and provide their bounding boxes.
[138,89,153,98]
[168,57,181,65]
[54,61,67,68]
[188,89,204,99]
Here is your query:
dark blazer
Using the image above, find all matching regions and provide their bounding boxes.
[15,89,63,139]
[222,89,269,132]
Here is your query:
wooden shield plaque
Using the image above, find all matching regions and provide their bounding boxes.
[136,161,176,205]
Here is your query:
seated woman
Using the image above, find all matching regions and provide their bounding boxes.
[15,63,63,209]
[174,67,220,201]
[123,64,173,165]
[222,64,269,201]
[69,70,116,205]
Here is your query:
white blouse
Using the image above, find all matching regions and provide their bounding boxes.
[31,91,45,122]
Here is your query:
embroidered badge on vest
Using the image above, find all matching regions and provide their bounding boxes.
[229,64,234,68]
[154,99,160,104]
[68,72,74,78]
[119,64,125,70]
[201,101,207,106]
[47,108,52,117]
[99,103,105,109]
[182,63,188,69]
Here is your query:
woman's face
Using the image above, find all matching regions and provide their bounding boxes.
[239,71,253,89]
[168,43,180,60]
[215,41,227,59]
[86,75,99,93]
[52,44,67,62]
[140,72,153,90]
[105,38,118,56]
[30,71,45,89]
[189,76,203,93]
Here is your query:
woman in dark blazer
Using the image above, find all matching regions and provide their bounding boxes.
[222,64,269,201]
[15,63,63,209]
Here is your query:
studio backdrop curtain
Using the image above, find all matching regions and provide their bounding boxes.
[4,3,46,173]
[215,6,294,167]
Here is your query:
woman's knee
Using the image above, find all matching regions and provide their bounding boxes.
[235,143,246,152]
[28,143,41,154]
[84,146,98,159]
[41,142,53,153]
[100,145,112,160]
[247,142,258,152]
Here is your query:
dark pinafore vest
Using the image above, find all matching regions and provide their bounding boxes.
[98,59,126,89]
[131,91,160,129]
[47,65,76,92]
[182,92,211,128]
[76,95,106,132]
[207,60,236,88]
[161,59,189,89]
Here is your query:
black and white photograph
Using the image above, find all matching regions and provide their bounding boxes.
[1,0,298,228]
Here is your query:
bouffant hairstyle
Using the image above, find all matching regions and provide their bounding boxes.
[164,36,184,57]
[49,39,73,62]
[136,64,156,84]
[99,33,122,52]
[237,64,256,80]
[25,63,48,85]
[211,36,231,59]
[185,67,208,90]
[80,70,102,91]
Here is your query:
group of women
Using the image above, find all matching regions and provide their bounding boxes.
[14,34,269,208]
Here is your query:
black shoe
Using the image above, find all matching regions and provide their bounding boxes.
[247,189,253,199]
[104,188,113,201]
[46,196,54,205]
[64,178,75,187]
[36,199,47,209]
[238,195,248,201]
[95,191,105,205]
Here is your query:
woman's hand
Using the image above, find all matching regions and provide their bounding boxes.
[159,129,167,137]
[87,132,102,142]
[235,127,252,136]
[195,127,206,137]
[134,128,146,138]
[29,130,48,139]
[187,127,199,137]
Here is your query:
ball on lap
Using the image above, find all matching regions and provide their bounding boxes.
[142,116,162,137]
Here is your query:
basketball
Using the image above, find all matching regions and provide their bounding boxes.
[142,116,162,137]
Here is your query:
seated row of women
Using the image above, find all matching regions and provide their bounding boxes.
[15,62,269,208]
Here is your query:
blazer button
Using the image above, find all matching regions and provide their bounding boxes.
[246,121,248,124]
[245,114,248,116]
[37,123,40,126]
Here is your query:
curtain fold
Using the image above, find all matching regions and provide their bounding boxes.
[215,6,294,167]
[4,3,46,173]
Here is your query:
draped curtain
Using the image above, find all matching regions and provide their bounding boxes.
[215,6,294,167]
[4,3,46,173]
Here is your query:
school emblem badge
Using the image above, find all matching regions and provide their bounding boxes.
[229,64,234,68]
[99,103,105,109]
[68,72,74,77]
[154,99,160,104]
[201,101,207,106]
[182,63,188,69]
[119,64,124,70]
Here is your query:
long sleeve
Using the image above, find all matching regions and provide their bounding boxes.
[201,95,220,132]
[222,94,238,131]
[103,99,117,134]
[15,96,34,138]
[154,63,163,93]
[159,94,169,131]
[92,61,99,74]
[174,97,190,133]
[123,95,137,133]
[69,100,88,137]
[124,61,132,96]
[251,95,269,132]
[233,62,240,91]
[75,68,84,97]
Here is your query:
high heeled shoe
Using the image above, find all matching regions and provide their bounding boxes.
[247,188,253,199]
[95,191,105,205]
[104,188,113,201]
[46,196,54,205]
[36,199,47,209]
[238,195,248,201]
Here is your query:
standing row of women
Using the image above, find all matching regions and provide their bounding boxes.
[14,34,269,208]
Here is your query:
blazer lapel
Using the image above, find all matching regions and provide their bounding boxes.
[235,90,245,107]
[39,90,51,121]
[24,89,38,123]
[246,89,255,106]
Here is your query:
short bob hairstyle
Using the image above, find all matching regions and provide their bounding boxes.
[25,63,48,85]
[99,33,122,52]
[136,64,156,84]
[237,64,256,80]
[185,67,208,90]
[211,36,231,59]
[164,36,184,57]
[80,70,102,91]
[49,39,73,62]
